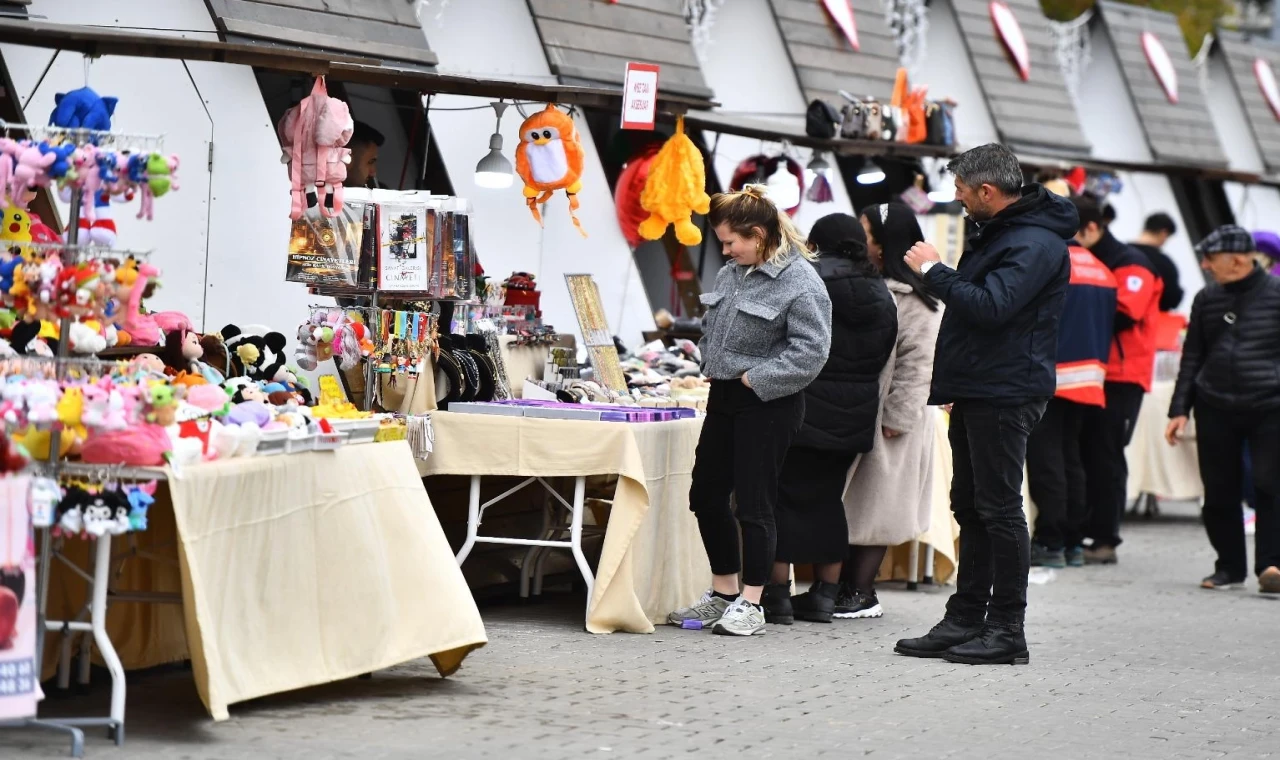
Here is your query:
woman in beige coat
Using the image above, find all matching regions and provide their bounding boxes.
[835,203,945,620]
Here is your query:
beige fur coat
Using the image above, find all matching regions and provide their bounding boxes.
[843,279,945,546]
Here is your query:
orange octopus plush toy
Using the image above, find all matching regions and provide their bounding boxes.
[515,104,587,237]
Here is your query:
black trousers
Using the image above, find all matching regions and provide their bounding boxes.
[689,380,803,587]
[944,399,1045,627]
[1195,405,1280,579]
[1081,381,1145,548]
[775,447,858,564]
[1026,398,1089,550]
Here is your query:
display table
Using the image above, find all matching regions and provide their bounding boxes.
[1125,379,1202,501]
[419,412,707,634]
[45,441,487,721]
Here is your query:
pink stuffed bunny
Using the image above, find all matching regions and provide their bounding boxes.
[278,76,353,220]
[11,144,55,208]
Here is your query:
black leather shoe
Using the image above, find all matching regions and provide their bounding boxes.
[791,581,840,623]
[761,583,794,625]
[941,624,1030,665]
[895,617,984,658]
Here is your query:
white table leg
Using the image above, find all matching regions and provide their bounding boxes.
[456,475,481,566]
[923,544,935,585]
[906,540,920,591]
[91,535,126,743]
[568,476,594,628]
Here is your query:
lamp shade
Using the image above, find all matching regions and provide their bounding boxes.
[474,133,514,189]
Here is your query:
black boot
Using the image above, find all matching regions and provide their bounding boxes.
[761,583,794,625]
[941,623,1029,665]
[791,581,840,623]
[894,617,984,658]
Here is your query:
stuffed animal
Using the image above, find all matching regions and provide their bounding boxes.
[49,87,118,132]
[277,76,353,220]
[637,116,711,247]
[221,324,288,382]
[116,263,161,346]
[40,141,77,181]
[128,487,154,531]
[162,328,204,375]
[10,144,55,207]
[515,104,586,237]
[68,320,107,354]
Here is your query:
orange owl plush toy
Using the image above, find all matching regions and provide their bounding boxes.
[637,116,710,246]
[515,104,587,237]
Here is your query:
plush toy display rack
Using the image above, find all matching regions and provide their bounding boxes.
[0,123,170,758]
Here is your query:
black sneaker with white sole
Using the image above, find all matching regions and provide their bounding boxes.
[832,586,883,619]
[1201,570,1246,590]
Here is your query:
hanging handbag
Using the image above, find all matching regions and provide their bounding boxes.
[805,99,841,138]
[861,99,883,140]
[840,100,865,139]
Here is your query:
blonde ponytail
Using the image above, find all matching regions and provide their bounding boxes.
[709,184,817,263]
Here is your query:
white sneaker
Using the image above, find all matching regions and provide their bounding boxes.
[711,596,767,636]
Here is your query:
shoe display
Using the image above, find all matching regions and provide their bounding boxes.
[666,589,731,630]
[791,581,840,623]
[1200,570,1245,590]
[832,588,882,620]
[1065,546,1085,568]
[1258,566,1280,594]
[1083,546,1118,565]
[1031,544,1066,569]
[712,597,767,636]
[761,582,794,625]
[894,617,984,658]
[941,624,1030,665]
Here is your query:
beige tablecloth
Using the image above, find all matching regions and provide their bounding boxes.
[1126,380,1202,501]
[47,442,487,721]
[419,412,707,633]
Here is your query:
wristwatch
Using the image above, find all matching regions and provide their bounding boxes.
[920,261,938,276]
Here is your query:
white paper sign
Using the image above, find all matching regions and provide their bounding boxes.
[621,62,660,131]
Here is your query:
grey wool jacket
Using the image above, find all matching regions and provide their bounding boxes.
[698,249,833,402]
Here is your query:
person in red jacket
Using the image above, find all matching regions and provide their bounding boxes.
[1072,196,1164,564]
[1026,243,1117,568]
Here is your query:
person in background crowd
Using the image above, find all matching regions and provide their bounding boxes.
[1072,197,1163,565]
[766,214,897,625]
[1167,227,1280,594]
[1133,213,1184,312]
[834,203,944,621]
[1026,222,1118,569]
[896,143,1075,665]
[346,121,385,189]
[668,185,833,637]
[1255,230,1280,277]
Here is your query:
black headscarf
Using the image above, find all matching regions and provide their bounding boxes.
[861,202,939,311]
[808,213,877,277]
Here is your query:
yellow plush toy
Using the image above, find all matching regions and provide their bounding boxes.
[638,116,711,246]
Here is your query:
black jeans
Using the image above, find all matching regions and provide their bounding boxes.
[1194,405,1280,579]
[1026,398,1088,551]
[944,399,1045,627]
[689,380,803,587]
[1081,381,1145,548]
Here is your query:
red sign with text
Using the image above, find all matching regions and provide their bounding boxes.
[621,62,660,131]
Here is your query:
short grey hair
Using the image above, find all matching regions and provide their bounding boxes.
[946,143,1024,197]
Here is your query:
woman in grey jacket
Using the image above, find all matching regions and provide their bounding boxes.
[667,185,833,637]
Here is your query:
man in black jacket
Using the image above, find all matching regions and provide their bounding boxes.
[1166,226,1280,594]
[1132,212,1184,312]
[897,143,1075,665]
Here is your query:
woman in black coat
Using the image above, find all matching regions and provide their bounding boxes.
[764,213,899,624]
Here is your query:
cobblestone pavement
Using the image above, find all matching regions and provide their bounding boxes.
[3,501,1276,759]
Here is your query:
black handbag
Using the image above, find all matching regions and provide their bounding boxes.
[926,101,956,146]
[805,99,841,138]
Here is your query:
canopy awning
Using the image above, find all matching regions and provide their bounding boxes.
[0,18,710,114]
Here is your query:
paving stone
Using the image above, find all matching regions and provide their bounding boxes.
[1,502,1276,758]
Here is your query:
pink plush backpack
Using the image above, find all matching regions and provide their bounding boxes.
[277,77,354,220]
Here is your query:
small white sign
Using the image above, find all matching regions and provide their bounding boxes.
[621,62,660,131]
